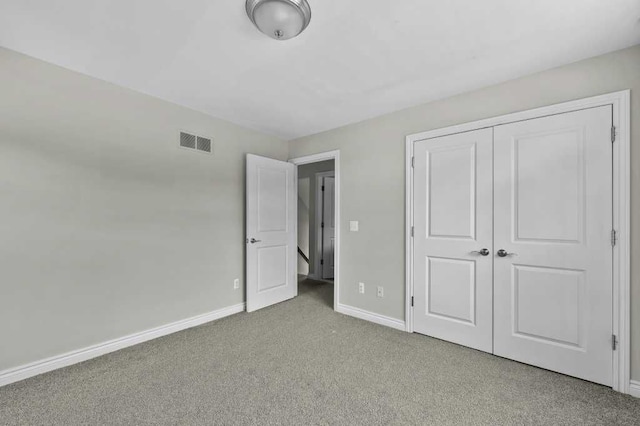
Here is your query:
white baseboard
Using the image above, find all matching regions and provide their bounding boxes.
[0,302,245,388]
[629,381,640,398]
[336,303,406,331]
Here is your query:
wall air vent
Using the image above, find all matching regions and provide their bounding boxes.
[179,131,213,154]
[196,136,212,153]
[180,132,196,149]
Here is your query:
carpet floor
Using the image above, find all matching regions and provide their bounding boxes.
[1,279,640,425]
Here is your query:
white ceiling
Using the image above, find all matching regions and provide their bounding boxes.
[1,1,639,140]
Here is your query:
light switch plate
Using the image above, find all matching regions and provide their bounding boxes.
[350,221,359,232]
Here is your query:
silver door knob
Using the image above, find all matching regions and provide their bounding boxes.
[250,238,261,244]
[471,248,490,256]
[497,249,517,257]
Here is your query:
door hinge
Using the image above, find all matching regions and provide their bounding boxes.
[321,222,324,228]
[322,185,325,191]
[411,296,414,307]
[411,226,414,237]
[612,334,618,351]
[411,157,415,168]
[611,229,617,247]
[320,259,324,265]
[611,126,616,143]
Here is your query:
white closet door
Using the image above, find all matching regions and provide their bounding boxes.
[493,106,613,385]
[413,128,494,353]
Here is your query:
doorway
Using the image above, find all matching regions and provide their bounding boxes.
[290,151,341,310]
[244,150,340,313]
[295,165,334,308]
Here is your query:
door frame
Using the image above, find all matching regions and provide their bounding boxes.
[290,150,340,310]
[405,90,631,393]
[315,171,335,280]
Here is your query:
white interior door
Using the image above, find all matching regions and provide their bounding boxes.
[493,106,613,385]
[413,128,494,353]
[321,177,335,279]
[246,154,296,312]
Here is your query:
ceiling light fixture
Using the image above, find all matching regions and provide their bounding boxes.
[246,0,311,41]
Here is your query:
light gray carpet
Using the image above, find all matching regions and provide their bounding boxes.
[1,279,639,425]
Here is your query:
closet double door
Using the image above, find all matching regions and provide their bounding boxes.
[412,106,613,386]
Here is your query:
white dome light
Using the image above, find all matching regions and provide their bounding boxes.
[246,0,311,41]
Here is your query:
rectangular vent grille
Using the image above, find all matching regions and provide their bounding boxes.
[180,132,196,149]
[179,131,213,154]
[197,136,212,153]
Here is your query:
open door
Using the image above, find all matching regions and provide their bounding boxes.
[321,176,335,279]
[246,154,297,312]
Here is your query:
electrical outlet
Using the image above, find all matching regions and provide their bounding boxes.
[377,286,384,297]
[233,278,240,290]
[358,282,365,294]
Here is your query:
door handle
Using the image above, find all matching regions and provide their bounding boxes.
[249,238,261,244]
[497,249,517,257]
[471,248,490,256]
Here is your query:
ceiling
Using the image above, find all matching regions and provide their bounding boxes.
[1,1,639,140]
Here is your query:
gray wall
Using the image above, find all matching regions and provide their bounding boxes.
[297,160,335,277]
[289,45,640,379]
[2,43,639,381]
[0,48,287,372]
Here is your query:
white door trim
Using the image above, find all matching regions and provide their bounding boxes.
[315,171,335,280]
[289,150,340,310]
[405,90,631,394]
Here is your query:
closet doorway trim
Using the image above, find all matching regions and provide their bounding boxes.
[404,90,630,394]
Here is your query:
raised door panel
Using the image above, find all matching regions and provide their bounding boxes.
[257,245,288,292]
[513,129,584,243]
[426,257,475,325]
[258,168,288,233]
[513,265,585,348]
[428,144,476,240]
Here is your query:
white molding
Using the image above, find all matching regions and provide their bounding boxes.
[290,150,341,311]
[405,134,414,333]
[0,302,245,388]
[289,150,340,166]
[612,89,631,394]
[406,91,630,142]
[405,90,631,393]
[336,303,406,331]
[629,381,640,398]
